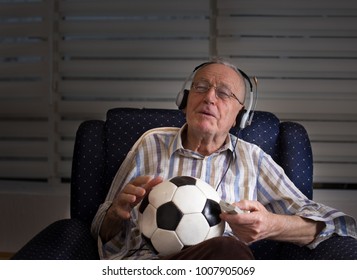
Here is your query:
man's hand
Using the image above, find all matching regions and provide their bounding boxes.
[220,200,324,246]
[220,200,275,244]
[100,176,163,243]
[110,176,163,220]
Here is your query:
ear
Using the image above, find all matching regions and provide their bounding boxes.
[235,107,246,129]
[177,89,189,110]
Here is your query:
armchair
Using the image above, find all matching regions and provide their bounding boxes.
[12,107,357,259]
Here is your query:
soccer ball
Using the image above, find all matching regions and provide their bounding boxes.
[138,175,225,256]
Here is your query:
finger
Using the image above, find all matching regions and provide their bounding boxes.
[113,176,150,203]
[236,200,261,212]
[220,211,254,226]
[127,176,159,198]
[125,183,146,197]
[133,177,164,204]
[127,176,163,197]
[118,191,137,205]
[130,175,153,187]
[143,176,164,192]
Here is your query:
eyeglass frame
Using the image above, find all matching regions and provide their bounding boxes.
[190,80,244,105]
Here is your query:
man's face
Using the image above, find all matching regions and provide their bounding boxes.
[184,63,245,139]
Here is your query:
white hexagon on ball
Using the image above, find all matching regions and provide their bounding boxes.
[172,185,207,213]
[138,204,157,238]
[151,228,184,256]
[149,181,177,208]
[176,213,210,245]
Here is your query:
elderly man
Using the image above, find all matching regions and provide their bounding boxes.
[91,58,356,260]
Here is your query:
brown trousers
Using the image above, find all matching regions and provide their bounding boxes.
[161,236,254,260]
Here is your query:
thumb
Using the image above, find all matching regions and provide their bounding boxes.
[235,200,257,213]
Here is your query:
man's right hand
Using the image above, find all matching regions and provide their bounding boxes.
[110,176,163,220]
[99,176,163,243]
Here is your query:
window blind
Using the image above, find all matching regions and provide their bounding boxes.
[216,0,357,184]
[1,0,356,187]
[0,0,52,181]
[56,0,211,179]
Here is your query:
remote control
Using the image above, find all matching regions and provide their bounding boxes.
[219,200,243,214]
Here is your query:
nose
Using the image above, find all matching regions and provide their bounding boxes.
[204,86,218,103]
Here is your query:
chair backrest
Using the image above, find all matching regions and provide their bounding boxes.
[70,108,313,224]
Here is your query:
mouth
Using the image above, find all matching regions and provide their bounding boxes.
[198,108,217,118]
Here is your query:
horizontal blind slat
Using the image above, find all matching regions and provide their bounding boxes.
[0,161,49,179]
[0,42,48,56]
[0,2,47,17]
[60,60,203,79]
[229,58,357,78]
[0,61,48,77]
[60,20,209,37]
[257,79,357,96]
[218,37,357,57]
[59,100,177,119]
[0,82,47,99]
[0,141,48,157]
[314,163,357,183]
[60,40,209,58]
[218,17,357,37]
[0,22,48,37]
[0,101,48,117]
[257,99,357,120]
[60,80,181,100]
[300,121,357,141]
[0,121,48,138]
[312,142,357,163]
[59,0,209,16]
[218,0,357,15]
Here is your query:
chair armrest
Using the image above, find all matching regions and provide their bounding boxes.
[249,240,284,260]
[11,219,99,260]
[280,236,357,260]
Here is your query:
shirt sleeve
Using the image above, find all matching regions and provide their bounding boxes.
[90,147,140,259]
[256,151,357,249]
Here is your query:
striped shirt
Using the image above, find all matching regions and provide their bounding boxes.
[91,125,357,259]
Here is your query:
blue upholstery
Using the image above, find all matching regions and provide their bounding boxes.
[12,107,356,259]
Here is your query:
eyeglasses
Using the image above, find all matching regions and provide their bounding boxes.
[191,80,244,105]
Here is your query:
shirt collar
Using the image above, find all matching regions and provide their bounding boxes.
[169,123,236,158]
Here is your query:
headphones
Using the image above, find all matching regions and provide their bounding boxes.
[176,62,257,130]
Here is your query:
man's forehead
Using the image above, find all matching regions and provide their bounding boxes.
[194,63,244,86]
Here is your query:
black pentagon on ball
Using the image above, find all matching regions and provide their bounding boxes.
[157,201,183,230]
[202,199,222,226]
[139,193,150,214]
[170,176,197,187]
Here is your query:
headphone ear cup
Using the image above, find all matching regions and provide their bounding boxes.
[176,89,189,110]
[236,107,248,129]
[240,110,250,129]
[238,89,255,129]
